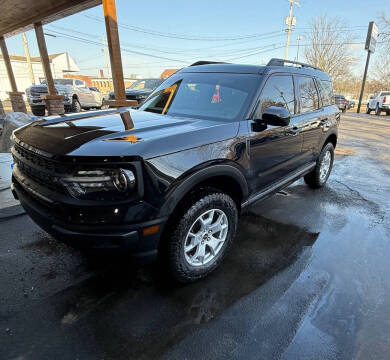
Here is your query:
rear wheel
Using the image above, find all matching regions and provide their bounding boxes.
[31,107,45,116]
[166,189,238,283]
[304,143,334,189]
[375,104,381,116]
[366,105,371,114]
[71,98,81,113]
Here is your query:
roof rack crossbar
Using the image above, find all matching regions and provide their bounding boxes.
[266,58,320,71]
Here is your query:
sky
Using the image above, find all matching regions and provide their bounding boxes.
[3,0,388,78]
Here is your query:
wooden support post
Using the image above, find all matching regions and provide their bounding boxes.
[0,36,27,113]
[0,36,17,92]
[102,0,137,108]
[34,22,56,96]
[34,22,64,115]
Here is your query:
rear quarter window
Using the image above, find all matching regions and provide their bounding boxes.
[320,80,335,106]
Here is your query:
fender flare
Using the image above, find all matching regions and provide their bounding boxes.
[158,164,249,217]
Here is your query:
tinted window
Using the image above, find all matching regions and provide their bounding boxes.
[75,80,83,86]
[381,92,390,96]
[296,76,319,113]
[129,79,163,90]
[48,79,73,86]
[255,75,295,118]
[319,80,334,106]
[139,73,259,121]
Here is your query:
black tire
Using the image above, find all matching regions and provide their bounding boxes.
[342,107,346,113]
[366,105,371,114]
[304,143,334,189]
[71,98,81,113]
[31,107,45,116]
[166,189,238,283]
[386,111,390,116]
[375,104,381,116]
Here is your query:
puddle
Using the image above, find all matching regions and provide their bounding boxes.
[3,213,319,360]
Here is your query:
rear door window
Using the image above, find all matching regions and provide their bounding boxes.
[296,76,320,113]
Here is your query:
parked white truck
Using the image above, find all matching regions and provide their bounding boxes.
[366,91,390,115]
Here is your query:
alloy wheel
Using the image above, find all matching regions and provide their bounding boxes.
[184,209,228,267]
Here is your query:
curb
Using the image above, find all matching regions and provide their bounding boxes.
[0,204,25,221]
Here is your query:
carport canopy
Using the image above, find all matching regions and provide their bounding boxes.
[0,0,136,114]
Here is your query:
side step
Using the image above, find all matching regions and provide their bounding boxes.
[242,162,316,208]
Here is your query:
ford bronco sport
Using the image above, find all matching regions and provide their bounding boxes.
[11,59,339,282]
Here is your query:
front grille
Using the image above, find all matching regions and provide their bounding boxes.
[126,94,138,100]
[12,143,71,194]
[30,87,48,98]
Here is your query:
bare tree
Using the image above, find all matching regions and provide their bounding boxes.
[303,15,356,81]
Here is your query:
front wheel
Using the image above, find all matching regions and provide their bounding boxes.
[366,105,371,114]
[71,98,82,113]
[166,190,238,283]
[304,143,334,189]
[31,107,45,116]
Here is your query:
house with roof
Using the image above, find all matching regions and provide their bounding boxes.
[0,52,79,100]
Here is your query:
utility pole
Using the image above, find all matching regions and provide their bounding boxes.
[21,32,35,85]
[295,35,302,62]
[357,21,378,113]
[101,35,111,78]
[284,0,300,60]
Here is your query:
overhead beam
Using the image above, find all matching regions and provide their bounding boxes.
[34,22,56,96]
[0,0,101,38]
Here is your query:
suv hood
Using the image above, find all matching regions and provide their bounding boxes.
[13,109,239,159]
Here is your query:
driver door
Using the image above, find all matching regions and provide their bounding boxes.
[247,74,305,191]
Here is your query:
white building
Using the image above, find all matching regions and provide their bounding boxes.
[0,52,79,100]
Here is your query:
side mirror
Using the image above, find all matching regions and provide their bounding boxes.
[260,106,290,126]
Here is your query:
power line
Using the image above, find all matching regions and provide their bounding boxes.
[82,14,286,41]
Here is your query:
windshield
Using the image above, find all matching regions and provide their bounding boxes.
[41,79,73,86]
[139,73,260,121]
[128,79,163,90]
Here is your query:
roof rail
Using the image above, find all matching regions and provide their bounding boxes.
[266,58,321,71]
[190,61,227,66]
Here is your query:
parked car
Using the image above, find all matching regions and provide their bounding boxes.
[108,78,164,104]
[11,59,339,282]
[366,91,390,115]
[334,94,348,112]
[26,79,105,116]
[348,99,355,109]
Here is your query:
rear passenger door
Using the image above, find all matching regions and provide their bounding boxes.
[293,75,325,161]
[248,74,306,191]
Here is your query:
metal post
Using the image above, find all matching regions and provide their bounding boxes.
[357,51,371,113]
[21,32,35,85]
[34,22,56,95]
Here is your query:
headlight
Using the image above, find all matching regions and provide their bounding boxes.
[61,168,136,200]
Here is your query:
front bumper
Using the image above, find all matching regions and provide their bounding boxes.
[12,172,166,263]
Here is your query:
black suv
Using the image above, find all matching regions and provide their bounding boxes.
[11,59,339,282]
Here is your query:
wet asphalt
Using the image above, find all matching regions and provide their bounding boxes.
[1,113,390,360]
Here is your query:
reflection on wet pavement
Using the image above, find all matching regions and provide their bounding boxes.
[1,211,318,359]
